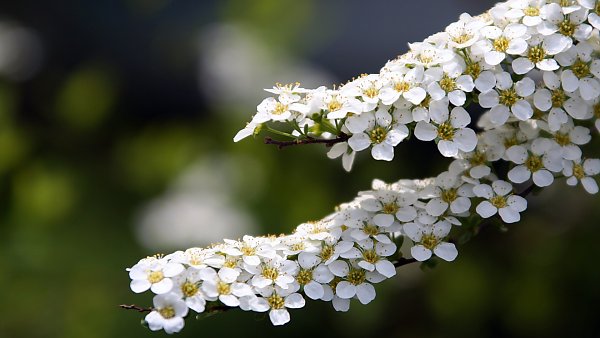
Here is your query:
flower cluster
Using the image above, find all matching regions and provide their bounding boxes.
[128,0,600,333]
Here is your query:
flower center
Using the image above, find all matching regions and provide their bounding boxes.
[441,188,458,203]
[363,86,379,98]
[394,81,410,93]
[572,59,590,79]
[493,37,509,52]
[328,98,342,112]
[528,45,546,64]
[504,136,519,149]
[291,242,305,251]
[369,127,388,144]
[347,268,366,286]
[158,306,176,319]
[217,281,231,295]
[551,89,566,107]
[558,19,575,37]
[418,95,431,108]
[554,132,571,146]
[421,234,440,250]
[469,151,486,166]
[320,245,334,261]
[330,277,342,294]
[262,266,279,280]
[241,245,256,256]
[465,62,481,79]
[525,154,543,172]
[267,294,285,310]
[573,164,585,179]
[382,202,399,214]
[296,269,313,285]
[498,87,519,106]
[437,122,455,141]
[147,271,164,284]
[181,281,199,297]
[439,75,457,93]
[362,250,379,264]
[596,2,600,15]
[523,6,539,16]
[223,258,238,269]
[453,34,473,45]
[272,102,288,115]
[363,223,379,236]
[490,195,507,208]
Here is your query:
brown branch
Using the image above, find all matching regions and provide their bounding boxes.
[120,304,153,313]
[264,134,350,149]
[392,258,417,267]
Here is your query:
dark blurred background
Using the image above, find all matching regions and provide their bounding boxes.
[1,0,600,337]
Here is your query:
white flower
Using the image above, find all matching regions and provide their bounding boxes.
[360,189,418,227]
[555,42,600,101]
[129,256,184,294]
[403,220,458,262]
[512,34,571,74]
[479,71,535,125]
[342,239,397,278]
[172,269,207,313]
[200,268,253,307]
[347,109,409,161]
[247,258,297,290]
[414,106,477,157]
[378,66,427,105]
[254,97,302,123]
[473,180,527,223]
[445,14,487,49]
[334,265,377,305]
[144,293,188,334]
[504,0,544,27]
[249,286,305,326]
[506,138,563,187]
[538,3,591,41]
[327,142,356,172]
[222,235,277,267]
[323,91,363,119]
[563,158,600,194]
[426,67,475,106]
[294,257,334,300]
[478,23,528,65]
[550,119,591,160]
[424,171,473,217]
[532,71,574,131]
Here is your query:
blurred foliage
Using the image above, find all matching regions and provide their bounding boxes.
[0,0,599,338]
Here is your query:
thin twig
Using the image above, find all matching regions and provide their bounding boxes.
[264,134,349,149]
[392,258,417,268]
[119,304,153,313]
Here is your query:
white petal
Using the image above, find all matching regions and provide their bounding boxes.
[269,309,290,326]
[356,283,377,304]
[336,281,357,299]
[508,165,531,183]
[532,170,554,187]
[375,260,397,278]
[476,201,498,218]
[284,293,305,309]
[304,281,325,300]
[433,242,458,262]
[411,245,432,261]
[371,143,394,161]
[348,133,371,152]
[498,207,520,223]
[438,140,459,157]
[414,121,438,141]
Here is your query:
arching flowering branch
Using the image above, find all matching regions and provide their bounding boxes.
[125,0,600,334]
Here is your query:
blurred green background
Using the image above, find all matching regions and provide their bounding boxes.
[1,0,599,337]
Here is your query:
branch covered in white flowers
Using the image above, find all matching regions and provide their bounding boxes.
[125,0,600,334]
